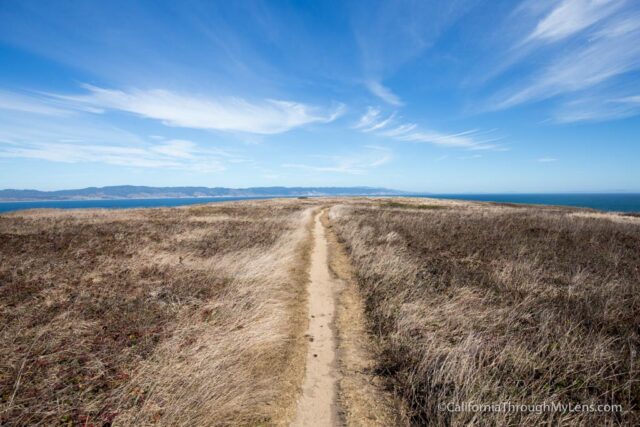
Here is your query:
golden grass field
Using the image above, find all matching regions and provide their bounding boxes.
[1,197,639,426]
[330,199,640,425]
[0,200,316,426]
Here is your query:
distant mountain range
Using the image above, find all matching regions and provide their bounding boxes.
[0,185,406,201]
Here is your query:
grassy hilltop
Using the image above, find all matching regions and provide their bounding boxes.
[1,198,638,426]
[0,200,316,425]
[330,199,640,425]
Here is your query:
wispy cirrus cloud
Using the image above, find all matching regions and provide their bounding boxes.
[365,80,403,106]
[353,107,397,132]
[354,107,504,150]
[537,157,558,162]
[495,13,640,110]
[487,1,640,122]
[552,91,640,122]
[353,1,476,107]
[0,138,226,172]
[615,95,640,104]
[52,85,345,135]
[0,90,73,117]
[0,107,233,172]
[282,145,392,175]
[526,0,625,43]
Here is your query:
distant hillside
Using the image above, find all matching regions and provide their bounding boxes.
[0,186,405,201]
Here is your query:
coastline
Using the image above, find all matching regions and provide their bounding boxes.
[2,193,640,214]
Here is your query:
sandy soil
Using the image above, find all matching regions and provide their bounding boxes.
[292,211,340,426]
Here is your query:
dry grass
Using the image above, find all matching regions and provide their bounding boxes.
[4,196,638,426]
[321,211,406,426]
[380,202,445,210]
[329,199,640,425]
[0,200,315,426]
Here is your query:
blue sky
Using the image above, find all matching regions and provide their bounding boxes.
[1,0,639,193]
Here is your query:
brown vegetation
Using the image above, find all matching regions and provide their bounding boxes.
[0,200,314,426]
[380,202,445,210]
[329,199,640,425]
[3,196,638,426]
[321,211,406,426]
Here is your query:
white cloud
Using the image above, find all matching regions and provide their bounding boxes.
[361,112,396,132]
[54,85,344,135]
[0,110,230,172]
[537,157,558,162]
[0,141,223,171]
[492,9,640,113]
[150,139,197,159]
[0,110,146,148]
[282,163,362,174]
[353,1,474,102]
[0,90,71,116]
[528,0,625,43]
[353,108,503,150]
[552,93,640,122]
[378,123,417,137]
[614,95,640,104]
[0,139,226,172]
[282,145,392,175]
[353,107,381,129]
[397,130,484,148]
[365,80,403,106]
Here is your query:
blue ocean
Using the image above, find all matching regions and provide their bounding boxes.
[0,196,274,214]
[1,194,639,214]
[418,193,640,213]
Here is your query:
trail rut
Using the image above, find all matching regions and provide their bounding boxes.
[292,211,340,426]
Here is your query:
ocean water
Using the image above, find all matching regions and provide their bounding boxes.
[419,193,640,213]
[1,193,639,214]
[0,196,274,214]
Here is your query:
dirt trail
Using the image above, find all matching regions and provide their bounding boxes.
[292,211,340,426]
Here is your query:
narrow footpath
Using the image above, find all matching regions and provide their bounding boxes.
[292,211,340,426]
